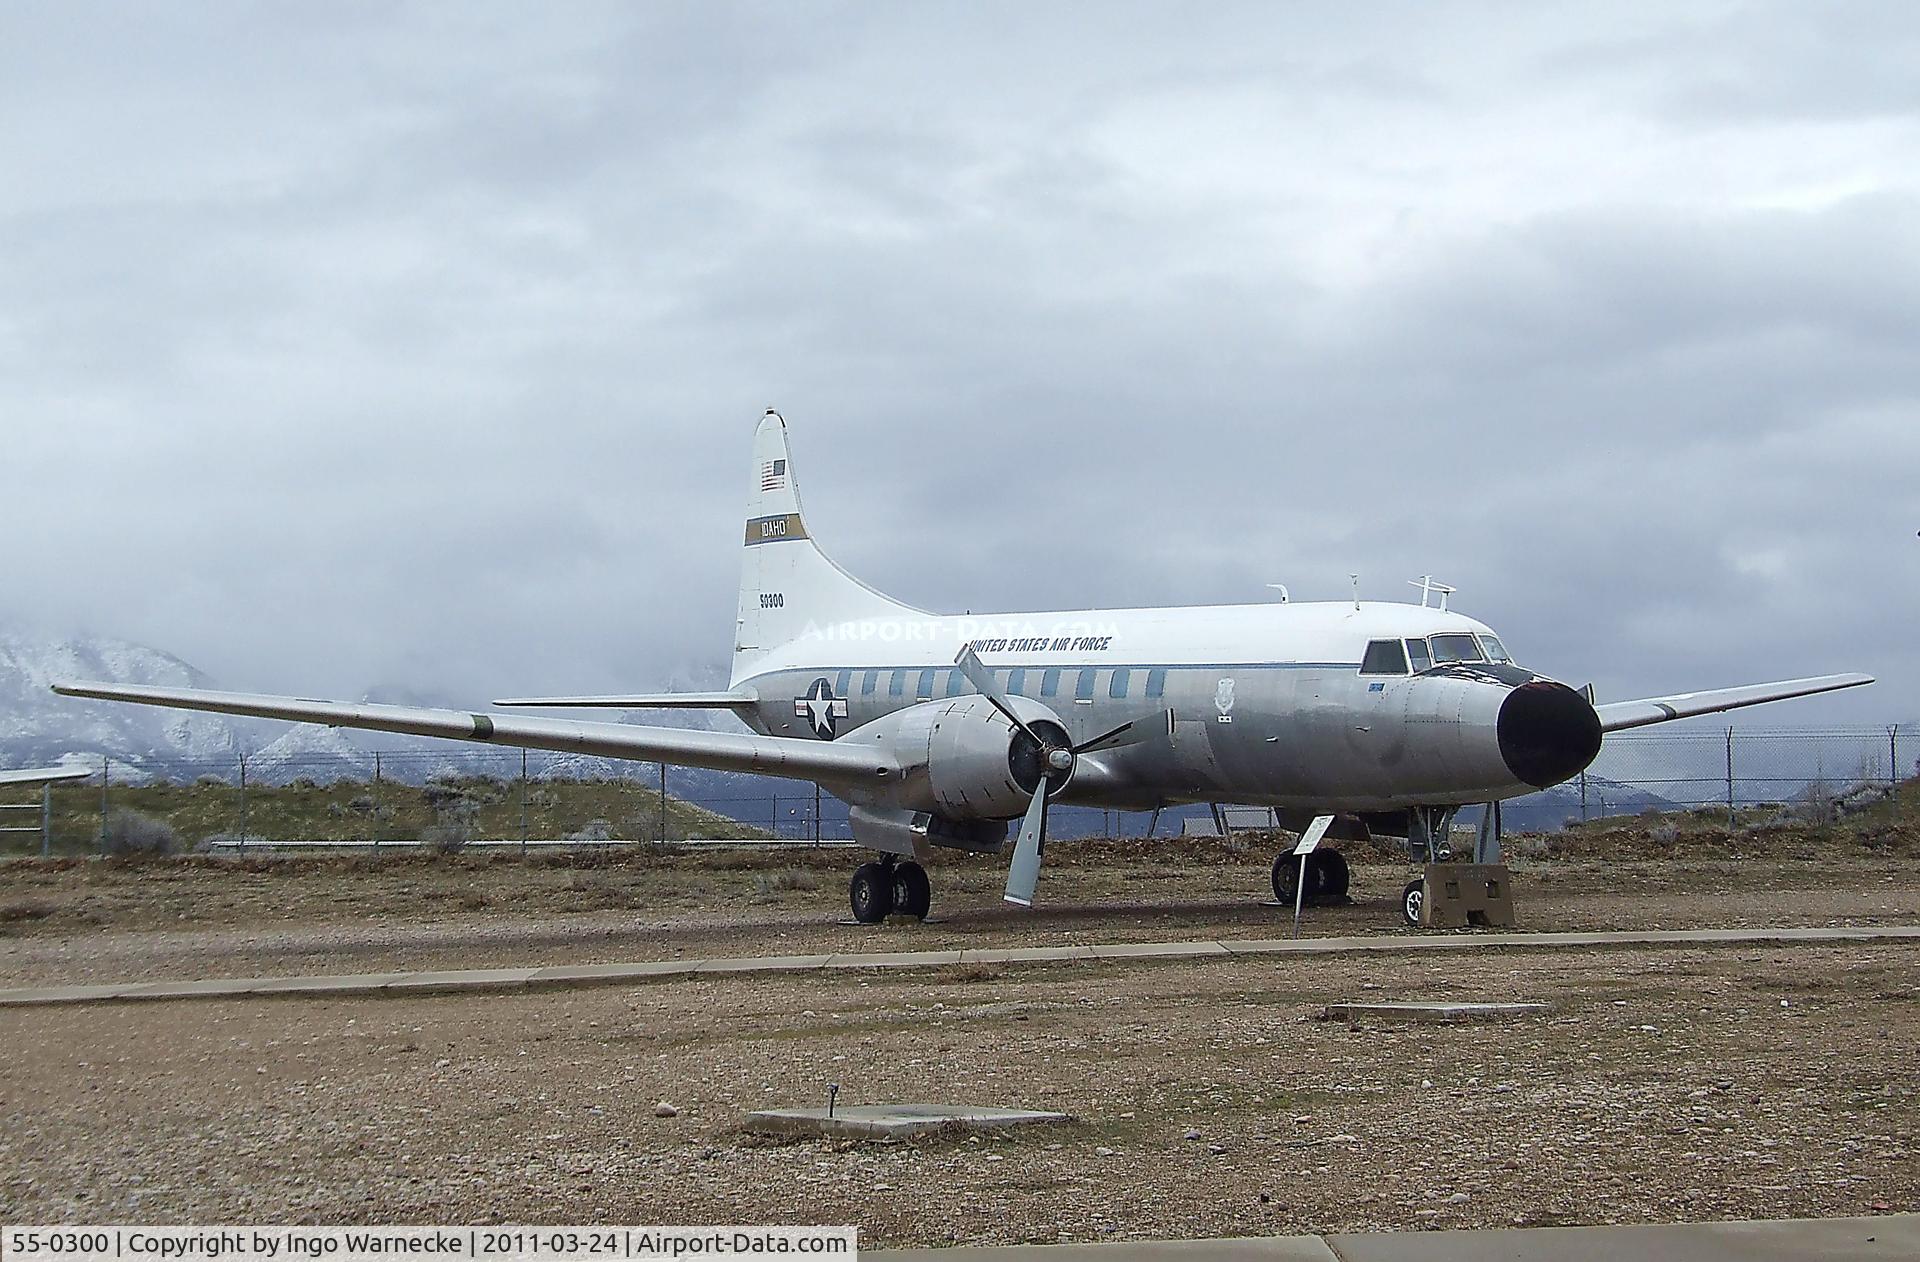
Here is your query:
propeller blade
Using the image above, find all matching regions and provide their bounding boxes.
[954,646,1041,743]
[1071,708,1173,755]
[1003,780,1048,907]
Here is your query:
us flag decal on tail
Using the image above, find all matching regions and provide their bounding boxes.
[760,458,787,491]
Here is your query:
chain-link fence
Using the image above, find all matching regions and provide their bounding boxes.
[3,724,1910,855]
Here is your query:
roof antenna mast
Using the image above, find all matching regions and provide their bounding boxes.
[1408,575,1457,611]
[1349,574,1361,611]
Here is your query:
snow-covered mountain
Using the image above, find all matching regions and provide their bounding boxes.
[0,630,242,774]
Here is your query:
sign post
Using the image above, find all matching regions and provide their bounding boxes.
[1292,814,1336,939]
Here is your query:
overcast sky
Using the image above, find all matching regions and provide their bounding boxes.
[2,1,1913,725]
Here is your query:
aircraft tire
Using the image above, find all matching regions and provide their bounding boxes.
[1270,852,1300,904]
[850,862,894,924]
[1401,879,1425,927]
[892,861,932,920]
[1311,849,1350,902]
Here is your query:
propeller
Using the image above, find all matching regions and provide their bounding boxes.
[953,648,1157,907]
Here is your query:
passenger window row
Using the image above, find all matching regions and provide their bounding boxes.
[823,665,1173,702]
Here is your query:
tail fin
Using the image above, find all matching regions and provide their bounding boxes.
[733,410,924,685]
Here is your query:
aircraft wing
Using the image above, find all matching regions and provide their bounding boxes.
[1595,673,1874,733]
[50,682,898,784]
[493,692,754,709]
[0,766,93,787]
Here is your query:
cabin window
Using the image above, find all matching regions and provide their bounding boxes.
[1007,668,1026,695]
[835,669,851,696]
[916,668,935,700]
[1076,669,1098,700]
[1146,668,1167,699]
[1360,639,1410,676]
[888,669,906,697]
[1430,633,1486,664]
[1040,668,1061,697]
[1109,668,1131,698]
[1477,634,1512,664]
[1405,639,1432,672]
[942,668,964,696]
[861,670,878,696]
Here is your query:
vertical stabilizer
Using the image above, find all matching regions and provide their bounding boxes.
[733,411,924,685]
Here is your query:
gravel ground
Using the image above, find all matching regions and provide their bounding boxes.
[1,843,1917,989]
[0,942,1914,1245]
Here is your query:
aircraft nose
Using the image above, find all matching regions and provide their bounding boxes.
[1497,680,1602,789]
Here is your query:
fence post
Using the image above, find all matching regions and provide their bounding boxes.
[1579,769,1588,822]
[520,748,529,856]
[1894,725,1903,815]
[1724,727,1735,831]
[41,782,52,858]
[771,791,779,840]
[238,752,249,853]
[814,781,822,847]
[657,762,668,843]
[99,754,109,852]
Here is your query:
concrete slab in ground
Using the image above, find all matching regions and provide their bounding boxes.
[744,1103,1074,1141]
[867,1238,1335,1261]
[1323,1213,1917,1261]
[1323,1000,1554,1023]
[864,1215,1918,1261]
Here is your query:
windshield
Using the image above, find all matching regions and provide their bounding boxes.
[1429,632,1486,664]
[1476,633,1512,663]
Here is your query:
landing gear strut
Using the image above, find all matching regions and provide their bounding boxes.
[849,858,931,924]
[1271,848,1350,905]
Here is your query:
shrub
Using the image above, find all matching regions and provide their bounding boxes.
[420,822,471,854]
[752,868,822,896]
[104,810,177,857]
[347,794,377,815]
[567,819,613,844]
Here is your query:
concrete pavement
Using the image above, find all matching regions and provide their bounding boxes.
[1,923,1915,1008]
[864,1213,1919,1260]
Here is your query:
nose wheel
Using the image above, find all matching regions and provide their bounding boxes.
[849,859,931,924]
[1401,878,1425,926]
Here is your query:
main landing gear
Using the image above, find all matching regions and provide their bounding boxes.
[1271,848,1350,905]
[849,857,932,924]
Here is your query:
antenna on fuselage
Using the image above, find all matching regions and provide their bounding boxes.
[1349,574,1360,611]
[1265,583,1290,604]
[1409,575,1456,611]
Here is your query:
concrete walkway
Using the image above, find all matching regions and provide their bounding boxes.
[2,923,1915,1009]
[865,1213,1918,1260]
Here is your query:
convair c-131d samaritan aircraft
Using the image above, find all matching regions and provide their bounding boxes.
[55,411,1872,925]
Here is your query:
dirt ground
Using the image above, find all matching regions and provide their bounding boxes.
[0,836,1916,1244]
[0,835,1917,988]
[1,942,1915,1244]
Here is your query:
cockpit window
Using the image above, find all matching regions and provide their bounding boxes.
[1476,633,1512,664]
[1429,633,1486,664]
[1405,637,1433,672]
[1360,639,1410,675]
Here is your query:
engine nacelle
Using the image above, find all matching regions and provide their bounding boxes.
[843,693,1073,821]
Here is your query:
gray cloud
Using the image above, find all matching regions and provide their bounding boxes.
[0,0,1912,727]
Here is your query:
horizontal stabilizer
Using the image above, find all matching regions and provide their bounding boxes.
[51,681,896,784]
[1596,673,1873,733]
[492,692,754,710]
[0,766,94,787]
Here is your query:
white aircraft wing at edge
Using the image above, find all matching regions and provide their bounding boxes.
[50,681,898,784]
[0,766,94,787]
[1594,673,1874,733]
[492,692,754,709]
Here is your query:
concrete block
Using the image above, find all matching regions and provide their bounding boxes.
[1322,1000,1553,1024]
[744,1102,1074,1141]
[1420,863,1515,929]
